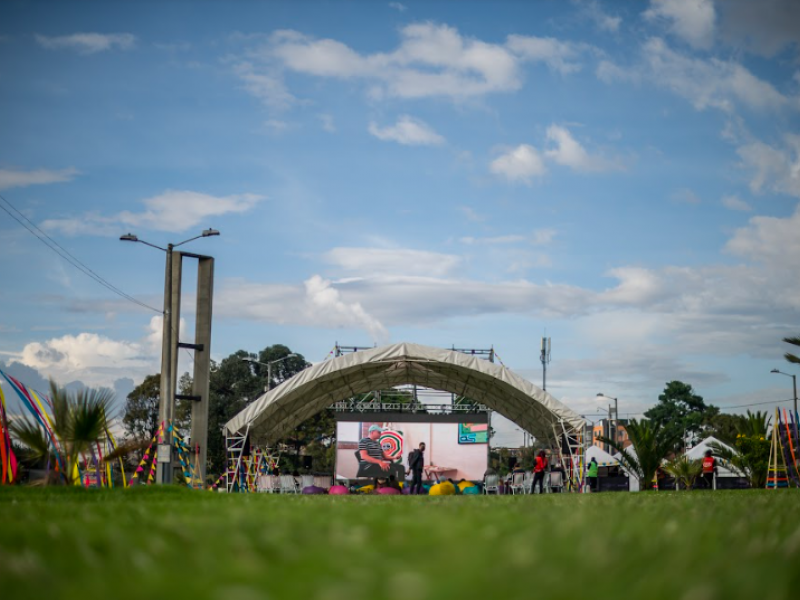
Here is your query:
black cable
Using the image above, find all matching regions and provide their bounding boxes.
[0,192,160,313]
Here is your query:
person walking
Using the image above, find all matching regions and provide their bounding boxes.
[531,450,548,494]
[586,457,599,492]
[408,442,426,495]
[702,450,716,489]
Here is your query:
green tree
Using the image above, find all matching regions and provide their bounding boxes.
[207,345,310,476]
[598,419,680,490]
[644,381,718,451]
[703,412,741,446]
[122,374,161,444]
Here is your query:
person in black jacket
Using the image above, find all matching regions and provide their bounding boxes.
[408,442,426,495]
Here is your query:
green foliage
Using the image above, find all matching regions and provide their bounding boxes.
[703,412,741,446]
[10,380,114,485]
[644,381,718,451]
[664,456,703,490]
[598,418,680,489]
[122,374,161,444]
[206,345,310,476]
[708,411,771,489]
[782,335,800,366]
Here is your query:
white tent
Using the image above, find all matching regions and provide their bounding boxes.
[613,447,640,492]
[685,436,738,477]
[225,342,586,445]
[585,445,619,466]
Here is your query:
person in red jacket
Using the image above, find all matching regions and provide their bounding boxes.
[702,450,716,489]
[531,450,548,494]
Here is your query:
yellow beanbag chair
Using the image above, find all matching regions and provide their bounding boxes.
[429,481,456,496]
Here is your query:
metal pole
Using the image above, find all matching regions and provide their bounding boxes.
[267,362,272,391]
[793,375,797,417]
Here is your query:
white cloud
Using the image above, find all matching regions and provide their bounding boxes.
[460,229,556,247]
[641,37,789,113]
[531,228,557,245]
[506,35,587,74]
[233,61,295,110]
[582,0,622,33]
[262,119,291,133]
[595,60,639,84]
[458,206,486,223]
[544,125,619,172]
[460,235,524,245]
[490,144,547,183]
[643,0,716,50]
[672,188,702,204]
[215,275,389,343]
[0,167,78,190]
[318,113,336,133]
[264,23,523,100]
[726,203,800,272]
[737,134,800,198]
[324,247,460,277]
[721,194,752,211]
[368,115,445,145]
[41,190,265,236]
[35,33,136,54]
[389,2,407,12]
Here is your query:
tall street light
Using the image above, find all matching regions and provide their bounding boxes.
[121,228,219,484]
[242,354,298,391]
[597,393,619,453]
[771,369,798,415]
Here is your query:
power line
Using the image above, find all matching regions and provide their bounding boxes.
[0,192,160,313]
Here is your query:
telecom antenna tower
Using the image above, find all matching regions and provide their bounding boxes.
[540,336,551,391]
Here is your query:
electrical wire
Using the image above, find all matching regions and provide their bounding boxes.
[0,192,161,313]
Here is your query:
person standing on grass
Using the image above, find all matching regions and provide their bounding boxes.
[586,457,599,492]
[702,450,716,489]
[408,442,426,495]
[531,450,548,494]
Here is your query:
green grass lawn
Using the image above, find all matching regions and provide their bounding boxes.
[1,487,799,600]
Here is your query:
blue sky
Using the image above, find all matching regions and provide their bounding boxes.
[1,0,799,445]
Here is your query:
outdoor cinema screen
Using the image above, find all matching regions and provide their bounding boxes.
[335,413,489,482]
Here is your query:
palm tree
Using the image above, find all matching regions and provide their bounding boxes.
[783,335,800,366]
[598,419,680,490]
[708,410,771,488]
[664,456,703,490]
[10,380,114,485]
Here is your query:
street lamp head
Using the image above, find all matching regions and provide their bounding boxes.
[120,233,138,242]
[596,393,603,397]
[202,229,220,237]
[771,368,780,374]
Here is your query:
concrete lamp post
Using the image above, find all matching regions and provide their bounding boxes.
[121,228,219,484]
[770,369,798,416]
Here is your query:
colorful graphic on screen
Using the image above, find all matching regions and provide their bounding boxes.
[458,422,488,444]
[379,430,404,460]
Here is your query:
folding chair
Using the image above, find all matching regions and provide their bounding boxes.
[547,471,564,493]
[280,475,299,494]
[483,473,500,494]
[510,471,525,495]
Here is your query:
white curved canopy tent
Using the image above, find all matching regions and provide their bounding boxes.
[225,342,585,445]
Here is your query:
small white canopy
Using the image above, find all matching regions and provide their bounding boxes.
[585,445,620,466]
[686,436,738,476]
[225,342,586,445]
